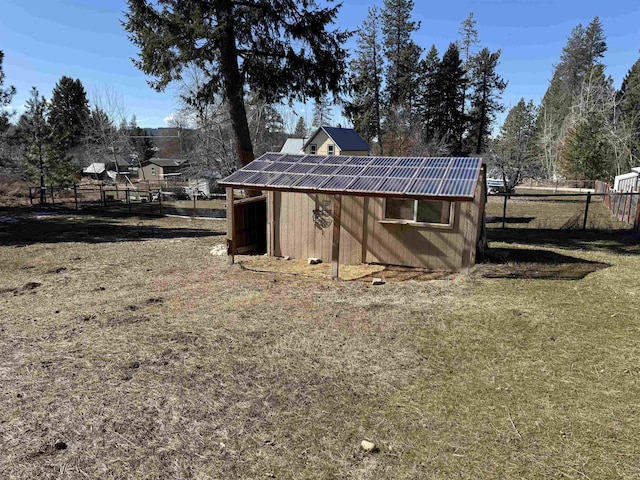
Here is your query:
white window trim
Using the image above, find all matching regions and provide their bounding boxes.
[327,144,335,155]
[310,144,317,154]
[381,198,455,229]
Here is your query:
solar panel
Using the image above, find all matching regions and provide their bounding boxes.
[219,153,482,199]
[263,162,293,172]
[300,155,326,164]
[362,166,391,177]
[245,171,284,185]
[405,178,441,196]
[321,175,357,190]
[347,176,385,192]
[370,157,399,166]
[310,164,341,175]
[396,157,424,167]
[268,173,304,187]
[388,167,418,178]
[286,163,317,174]
[321,155,350,165]
[259,153,285,162]
[243,160,272,171]
[345,156,374,166]
[336,165,366,176]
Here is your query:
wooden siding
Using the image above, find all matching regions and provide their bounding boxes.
[272,174,485,271]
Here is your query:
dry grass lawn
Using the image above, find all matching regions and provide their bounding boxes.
[1,200,640,479]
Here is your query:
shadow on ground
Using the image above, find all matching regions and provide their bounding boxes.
[487,227,640,256]
[0,206,223,246]
[477,245,610,280]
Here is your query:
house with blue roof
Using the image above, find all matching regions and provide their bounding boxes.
[302,126,370,156]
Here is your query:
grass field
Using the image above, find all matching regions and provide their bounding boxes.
[1,198,640,479]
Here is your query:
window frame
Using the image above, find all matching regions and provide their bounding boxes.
[382,197,455,228]
[310,144,317,155]
[327,144,335,155]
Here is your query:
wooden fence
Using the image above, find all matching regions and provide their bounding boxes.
[595,181,640,230]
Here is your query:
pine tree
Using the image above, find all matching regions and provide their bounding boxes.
[467,48,507,154]
[293,117,307,138]
[124,0,349,169]
[344,5,385,151]
[312,94,333,128]
[562,113,614,180]
[18,88,74,195]
[431,43,465,152]
[128,115,155,163]
[619,58,640,162]
[416,45,440,145]
[48,76,90,159]
[493,98,539,190]
[457,12,480,148]
[535,16,608,178]
[0,50,16,133]
[381,0,422,132]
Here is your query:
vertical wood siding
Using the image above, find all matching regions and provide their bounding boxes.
[273,180,484,271]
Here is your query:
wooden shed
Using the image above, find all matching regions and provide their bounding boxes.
[219,153,486,277]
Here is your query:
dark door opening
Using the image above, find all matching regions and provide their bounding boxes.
[233,197,267,254]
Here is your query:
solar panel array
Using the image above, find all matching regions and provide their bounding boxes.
[220,153,482,199]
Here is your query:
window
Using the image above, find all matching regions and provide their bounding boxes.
[327,144,335,155]
[310,144,317,155]
[384,198,453,226]
[151,166,157,176]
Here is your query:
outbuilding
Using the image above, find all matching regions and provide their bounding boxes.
[219,153,486,277]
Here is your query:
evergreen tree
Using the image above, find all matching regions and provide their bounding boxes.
[293,117,307,138]
[535,16,608,178]
[493,98,539,190]
[127,115,155,162]
[431,43,465,152]
[48,76,90,159]
[312,94,333,128]
[457,12,480,147]
[562,113,614,180]
[18,88,73,194]
[416,45,441,146]
[467,47,507,154]
[344,5,385,152]
[0,50,16,133]
[124,0,349,169]
[619,58,640,162]
[381,0,422,132]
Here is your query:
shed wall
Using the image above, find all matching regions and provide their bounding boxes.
[273,179,484,271]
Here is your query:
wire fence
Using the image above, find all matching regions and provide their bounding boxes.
[487,189,639,232]
[27,184,227,219]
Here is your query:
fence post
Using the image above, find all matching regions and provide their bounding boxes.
[74,184,78,210]
[29,187,33,205]
[633,188,640,230]
[158,189,162,214]
[50,185,55,205]
[126,188,131,212]
[583,192,591,230]
[99,183,104,207]
[193,194,197,218]
[502,194,508,229]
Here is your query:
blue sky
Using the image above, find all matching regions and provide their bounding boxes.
[1,0,639,129]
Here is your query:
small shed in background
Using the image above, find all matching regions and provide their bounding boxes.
[219,153,486,276]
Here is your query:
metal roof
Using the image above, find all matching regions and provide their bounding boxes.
[302,126,370,152]
[219,153,483,201]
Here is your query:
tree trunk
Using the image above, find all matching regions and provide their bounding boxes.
[215,0,254,169]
